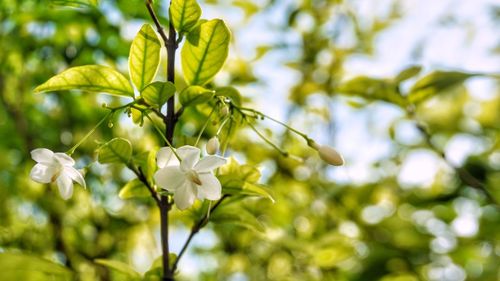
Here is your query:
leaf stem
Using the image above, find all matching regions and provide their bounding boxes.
[194,106,216,147]
[143,113,182,162]
[66,111,112,156]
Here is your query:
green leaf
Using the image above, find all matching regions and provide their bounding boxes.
[143,254,177,280]
[179,85,214,107]
[141,81,176,107]
[51,0,99,8]
[170,0,202,33]
[336,76,406,107]
[215,86,242,106]
[119,178,150,199]
[134,149,158,182]
[408,71,478,104]
[129,24,161,91]
[94,259,141,280]
[181,19,231,85]
[394,65,422,83]
[224,182,275,203]
[97,138,133,164]
[0,252,73,281]
[34,65,134,97]
[211,206,265,233]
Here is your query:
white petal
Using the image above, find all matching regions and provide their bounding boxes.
[30,163,58,184]
[154,166,186,192]
[64,166,86,188]
[174,182,197,210]
[177,146,200,171]
[31,148,54,164]
[54,153,75,166]
[157,147,180,168]
[56,174,73,200]
[194,156,227,173]
[197,174,222,201]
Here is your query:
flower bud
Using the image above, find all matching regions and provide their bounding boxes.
[206,136,220,155]
[317,145,344,166]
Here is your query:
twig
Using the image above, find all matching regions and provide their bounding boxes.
[145,0,169,44]
[171,195,229,273]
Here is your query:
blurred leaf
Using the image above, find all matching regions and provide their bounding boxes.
[134,149,158,182]
[130,107,143,125]
[179,85,214,107]
[211,206,264,232]
[170,0,202,34]
[408,71,478,104]
[215,86,242,106]
[224,182,275,203]
[35,65,134,98]
[337,76,406,106]
[232,0,259,19]
[129,24,161,91]
[181,19,231,85]
[97,138,133,164]
[143,253,177,280]
[94,259,141,280]
[51,0,99,8]
[119,178,150,199]
[141,81,176,107]
[0,252,73,281]
[313,246,354,268]
[394,65,422,83]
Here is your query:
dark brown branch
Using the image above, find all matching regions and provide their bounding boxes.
[171,195,229,273]
[145,0,169,44]
[127,164,161,205]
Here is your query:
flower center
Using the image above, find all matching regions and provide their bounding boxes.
[186,170,202,185]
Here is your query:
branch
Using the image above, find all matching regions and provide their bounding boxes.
[127,164,161,205]
[415,122,496,203]
[145,0,169,45]
[171,195,229,273]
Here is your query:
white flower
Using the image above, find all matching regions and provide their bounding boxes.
[29,148,86,200]
[154,145,227,210]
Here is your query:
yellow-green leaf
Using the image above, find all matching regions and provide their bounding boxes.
[170,0,202,33]
[181,19,231,85]
[0,252,73,281]
[336,76,406,107]
[97,138,133,164]
[129,24,161,91]
[34,65,134,97]
[408,71,477,104]
[141,81,176,107]
[215,86,242,106]
[119,179,150,199]
[394,65,421,83]
[179,85,214,107]
[94,259,141,280]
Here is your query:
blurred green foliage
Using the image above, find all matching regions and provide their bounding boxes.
[1,0,499,281]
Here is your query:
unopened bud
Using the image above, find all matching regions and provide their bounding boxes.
[317,144,344,166]
[206,136,220,155]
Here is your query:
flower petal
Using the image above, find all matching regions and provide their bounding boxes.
[64,166,86,188]
[30,163,58,184]
[157,147,180,168]
[154,166,186,192]
[31,148,54,164]
[56,174,73,200]
[197,174,222,201]
[174,182,197,210]
[194,156,227,173]
[177,146,200,171]
[54,153,75,166]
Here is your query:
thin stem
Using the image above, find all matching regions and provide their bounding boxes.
[243,116,289,157]
[194,106,216,147]
[67,111,112,156]
[237,105,311,141]
[127,164,161,205]
[143,113,181,161]
[171,195,229,273]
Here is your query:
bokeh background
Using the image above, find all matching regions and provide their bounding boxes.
[0,0,499,280]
